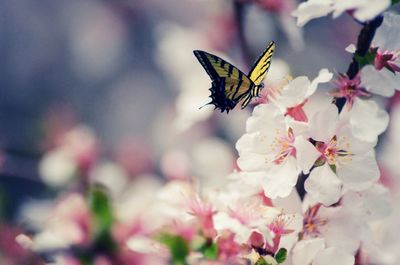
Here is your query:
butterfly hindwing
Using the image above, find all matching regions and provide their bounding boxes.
[248,41,276,85]
[194,50,254,113]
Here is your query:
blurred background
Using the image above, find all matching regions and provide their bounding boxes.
[0,0,362,240]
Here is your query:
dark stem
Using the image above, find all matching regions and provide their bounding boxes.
[335,15,383,112]
[296,172,308,200]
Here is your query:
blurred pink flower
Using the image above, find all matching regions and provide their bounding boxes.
[114,138,154,178]
[216,231,242,261]
[188,196,217,238]
[0,224,42,265]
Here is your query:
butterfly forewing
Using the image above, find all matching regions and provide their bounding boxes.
[194,51,248,80]
[193,50,254,112]
[248,41,276,85]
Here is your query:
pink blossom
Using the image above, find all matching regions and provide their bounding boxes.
[0,224,42,265]
[266,214,296,253]
[374,49,400,73]
[302,204,327,238]
[187,196,217,238]
[331,73,370,109]
[217,231,242,261]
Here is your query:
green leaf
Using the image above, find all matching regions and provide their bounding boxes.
[199,242,218,259]
[255,257,268,265]
[89,185,113,232]
[313,157,326,168]
[329,164,337,174]
[78,254,92,265]
[392,0,400,5]
[355,49,377,67]
[88,185,116,252]
[159,234,190,265]
[275,248,287,263]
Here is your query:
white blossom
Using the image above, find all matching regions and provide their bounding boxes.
[361,13,400,97]
[292,0,391,26]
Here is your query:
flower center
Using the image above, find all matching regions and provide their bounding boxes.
[268,214,294,236]
[315,136,353,167]
[302,204,326,238]
[271,128,296,164]
[374,49,400,74]
[331,73,370,109]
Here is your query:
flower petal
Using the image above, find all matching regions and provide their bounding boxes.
[308,68,333,97]
[361,65,398,97]
[262,158,300,199]
[292,0,334,27]
[337,151,379,191]
[308,104,339,142]
[374,12,400,51]
[349,98,389,143]
[292,238,325,265]
[342,184,392,221]
[294,137,321,174]
[305,164,342,206]
[313,247,355,265]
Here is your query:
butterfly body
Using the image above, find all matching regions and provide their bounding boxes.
[194,41,275,113]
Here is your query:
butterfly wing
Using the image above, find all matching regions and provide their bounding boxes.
[193,50,254,112]
[248,41,275,85]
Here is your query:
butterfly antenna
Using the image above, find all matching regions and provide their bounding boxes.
[199,101,213,110]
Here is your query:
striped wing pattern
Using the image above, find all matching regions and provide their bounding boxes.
[248,41,275,85]
[193,50,254,112]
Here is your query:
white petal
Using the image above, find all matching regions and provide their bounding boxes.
[308,68,333,96]
[272,189,303,214]
[237,152,270,172]
[332,0,389,21]
[374,12,400,51]
[308,104,339,142]
[337,151,379,190]
[345,44,356,53]
[361,65,398,97]
[302,93,333,127]
[305,164,342,206]
[320,211,363,253]
[127,236,163,254]
[264,59,291,85]
[292,0,334,27]
[236,132,270,154]
[39,150,77,188]
[294,137,321,174]
[342,184,392,221]
[277,76,310,108]
[213,212,252,243]
[246,104,284,133]
[313,247,355,265]
[352,0,391,22]
[262,158,300,199]
[337,124,376,154]
[332,0,356,18]
[292,238,325,265]
[349,98,389,143]
[279,213,304,251]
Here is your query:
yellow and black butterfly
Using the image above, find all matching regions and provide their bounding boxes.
[193,41,275,113]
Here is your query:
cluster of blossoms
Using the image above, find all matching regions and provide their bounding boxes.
[9,3,400,265]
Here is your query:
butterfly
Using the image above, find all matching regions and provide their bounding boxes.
[193,41,275,113]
